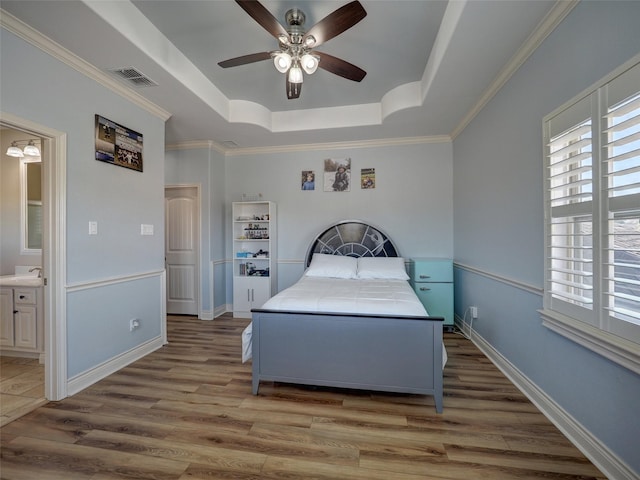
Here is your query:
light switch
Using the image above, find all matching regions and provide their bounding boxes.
[141,224,154,236]
[89,221,98,235]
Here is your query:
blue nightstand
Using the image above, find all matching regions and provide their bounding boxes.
[409,258,454,329]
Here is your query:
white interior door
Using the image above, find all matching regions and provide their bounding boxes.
[165,186,199,316]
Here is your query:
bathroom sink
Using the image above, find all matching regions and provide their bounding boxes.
[0,275,43,287]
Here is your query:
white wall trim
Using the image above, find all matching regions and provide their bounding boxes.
[66,269,165,292]
[540,309,640,375]
[66,335,164,396]
[468,328,637,480]
[454,262,542,296]
[215,304,232,318]
[160,270,167,344]
[167,135,451,157]
[0,9,171,122]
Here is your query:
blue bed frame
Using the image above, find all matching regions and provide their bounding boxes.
[249,221,445,413]
[250,309,444,412]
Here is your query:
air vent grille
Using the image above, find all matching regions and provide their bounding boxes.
[108,67,158,87]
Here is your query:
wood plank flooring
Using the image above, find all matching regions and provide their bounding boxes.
[0,314,606,479]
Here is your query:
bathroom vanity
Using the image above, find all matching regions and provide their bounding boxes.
[0,277,43,358]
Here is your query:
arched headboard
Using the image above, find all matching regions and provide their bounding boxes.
[305,220,399,267]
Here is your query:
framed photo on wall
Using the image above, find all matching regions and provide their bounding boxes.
[301,170,315,190]
[323,158,351,192]
[361,168,375,189]
[95,114,143,172]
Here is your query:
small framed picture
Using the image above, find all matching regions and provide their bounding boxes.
[324,158,351,192]
[301,170,315,190]
[361,168,375,189]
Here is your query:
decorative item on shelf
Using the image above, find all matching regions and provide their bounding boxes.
[237,251,251,258]
[241,193,263,201]
[253,249,269,258]
[244,224,269,239]
[247,265,269,277]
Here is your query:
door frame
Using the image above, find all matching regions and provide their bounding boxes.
[2,112,67,401]
[165,184,201,318]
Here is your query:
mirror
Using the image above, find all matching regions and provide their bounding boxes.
[21,158,42,253]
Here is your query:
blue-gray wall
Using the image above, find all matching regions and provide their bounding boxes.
[224,141,454,299]
[453,1,640,474]
[1,28,166,379]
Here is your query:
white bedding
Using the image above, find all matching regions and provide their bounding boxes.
[260,276,428,316]
[242,276,448,368]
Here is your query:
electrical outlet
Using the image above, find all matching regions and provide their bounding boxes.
[470,306,478,319]
[129,318,140,331]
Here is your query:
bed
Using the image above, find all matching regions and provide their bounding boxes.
[244,221,445,413]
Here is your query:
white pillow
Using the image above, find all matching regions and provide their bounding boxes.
[305,253,358,279]
[356,256,409,280]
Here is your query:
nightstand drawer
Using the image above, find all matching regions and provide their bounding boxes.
[410,259,453,283]
[413,283,453,324]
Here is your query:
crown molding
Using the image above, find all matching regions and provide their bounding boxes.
[168,135,451,156]
[165,140,225,153]
[1,9,171,122]
[450,0,579,139]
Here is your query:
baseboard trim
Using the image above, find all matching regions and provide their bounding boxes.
[214,304,231,318]
[465,324,636,480]
[66,335,164,397]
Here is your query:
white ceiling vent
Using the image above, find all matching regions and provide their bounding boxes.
[108,67,158,87]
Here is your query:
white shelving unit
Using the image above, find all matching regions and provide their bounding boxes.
[232,201,277,318]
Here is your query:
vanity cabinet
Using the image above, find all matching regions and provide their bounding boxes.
[409,258,454,329]
[0,289,13,346]
[0,287,43,354]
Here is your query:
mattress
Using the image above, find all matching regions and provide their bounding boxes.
[260,276,428,316]
[242,277,447,368]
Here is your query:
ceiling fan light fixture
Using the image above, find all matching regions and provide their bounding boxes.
[6,142,24,157]
[303,35,316,48]
[300,54,319,74]
[23,140,40,157]
[273,52,292,73]
[288,64,303,84]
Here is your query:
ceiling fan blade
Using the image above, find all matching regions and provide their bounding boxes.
[286,79,302,99]
[316,52,366,82]
[235,0,290,42]
[302,1,366,48]
[218,52,272,68]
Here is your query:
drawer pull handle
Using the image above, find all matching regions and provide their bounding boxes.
[419,275,431,279]
[420,287,431,291]
[13,310,18,314]
[19,295,26,299]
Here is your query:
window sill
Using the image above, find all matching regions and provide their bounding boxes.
[540,309,640,375]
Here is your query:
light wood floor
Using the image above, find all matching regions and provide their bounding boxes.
[0,314,606,479]
[0,356,46,427]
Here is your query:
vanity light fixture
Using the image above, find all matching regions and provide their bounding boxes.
[6,139,41,158]
[6,141,24,157]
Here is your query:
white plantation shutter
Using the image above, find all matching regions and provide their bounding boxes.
[602,73,640,335]
[543,59,640,371]
[546,97,595,323]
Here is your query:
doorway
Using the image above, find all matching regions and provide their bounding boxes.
[0,126,46,424]
[1,113,67,414]
[165,185,200,316]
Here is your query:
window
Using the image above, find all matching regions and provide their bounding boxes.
[542,59,640,373]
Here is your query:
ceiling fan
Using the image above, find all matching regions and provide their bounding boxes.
[218,0,367,99]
